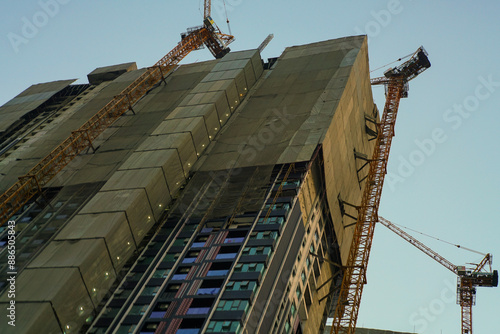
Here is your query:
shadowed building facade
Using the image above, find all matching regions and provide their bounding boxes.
[0,35,377,333]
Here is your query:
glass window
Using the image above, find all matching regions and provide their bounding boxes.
[224,237,245,244]
[141,286,160,296]
[163,253,180,262]
[129,304,149,316]
[192,236,208,247]
[216,300,249,312]
[264,203,290,211]
[173,238,188,247]
[153,269,170,278]
[166,284,181,292]
[176,329,200,334]
[306,256,311,269]
[234,263,265,273]
[301,271,306,284]
[206,321,240,333]
[150,311,166,318]
[242,247,272,256]
[197,287,220,295]
[186,307,210,315]
[183,225,197,232]
[291,302,296,316]
[215,253,237,260]
[296,287,301,300]
[225,280,257,292]
[280,180,300,187]
[207,270,228,277]
[155,303,170,310]
[249,231,278,240]
[187,250,200,257]
[138,256,154,265]
[257,216,285,225]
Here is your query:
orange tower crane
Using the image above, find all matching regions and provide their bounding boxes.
[379,217,498,334]
[0,1,233,226]
[330,47,431,334]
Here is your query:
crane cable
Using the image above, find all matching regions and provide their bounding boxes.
[223,0,232,35]
[386,220,487,256]
[370,51,415,73]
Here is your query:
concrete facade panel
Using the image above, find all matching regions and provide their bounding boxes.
[27,239,116,306]
[55,212,136,271]
[80,189,155,244]
[243,60,256,90]
[119,149,185,195]
[0,302,62,334]
[0,268,94,331]
[137,133,197,175]
[152,117,210,155]
[101,168,171,220]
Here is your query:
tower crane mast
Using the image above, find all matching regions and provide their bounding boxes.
[0,1,233,226]
[330,47,431,334]
[378,217,498,334]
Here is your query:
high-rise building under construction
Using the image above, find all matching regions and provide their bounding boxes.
[0,35,378,333]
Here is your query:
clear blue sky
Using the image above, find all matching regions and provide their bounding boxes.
[1,1,499,333]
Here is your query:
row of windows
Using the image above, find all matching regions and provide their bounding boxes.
[206,321,240,333]
[225,280,257,292]
[263,203,290,212]
[279,180,301,187]
[250,231,278,240]
[234,263,265,273]
[257,216,284,225]
[242,246,272,256]
[216,299,249,312]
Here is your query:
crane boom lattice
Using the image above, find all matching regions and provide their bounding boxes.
[331,78,405,334]
[378,217,497,334]
[330,47,431,334]
[378,217,457,274]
